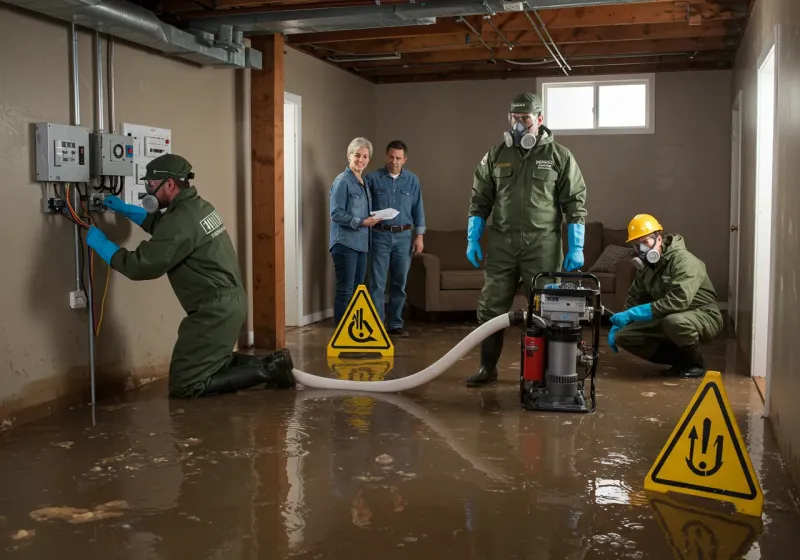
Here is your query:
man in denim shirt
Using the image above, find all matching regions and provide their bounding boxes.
[367,141,426,337]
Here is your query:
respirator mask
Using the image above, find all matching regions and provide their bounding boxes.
[141,178,167,214]
[632,237,661,270]
[504,116,538,150]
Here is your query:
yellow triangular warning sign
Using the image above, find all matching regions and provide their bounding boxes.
[644,371,763,517]
[327,285,394,357]
[649,494,761,560]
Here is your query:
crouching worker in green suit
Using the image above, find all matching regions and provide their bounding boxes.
[85,153,295,397]
[608,214,723,379]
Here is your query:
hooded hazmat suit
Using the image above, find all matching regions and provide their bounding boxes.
[465,93,588,386]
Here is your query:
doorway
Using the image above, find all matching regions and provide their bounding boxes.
[284,93,303,327]
[728,91,742,333]
[752,35,778,413]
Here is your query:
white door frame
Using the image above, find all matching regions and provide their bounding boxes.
[284,92,303,327]
[752,25,780,417]
[729,90,743,332]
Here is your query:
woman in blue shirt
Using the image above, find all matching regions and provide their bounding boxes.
[329,137,383,324]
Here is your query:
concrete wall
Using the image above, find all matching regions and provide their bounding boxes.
[732,0,800,486]
[0,5,248,425]
[373,70,732,299]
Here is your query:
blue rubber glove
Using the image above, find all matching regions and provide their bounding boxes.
[86,226,121,265]
[608,325,620,353]
[609,304,653,328]
[563,222,585,271]
[466,216,485,268]
[103,195,147,226]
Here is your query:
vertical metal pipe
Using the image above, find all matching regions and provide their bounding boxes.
[71,23,80,127]
[109,37,116,134]
[96,31,104,133]
[87,259,96,408]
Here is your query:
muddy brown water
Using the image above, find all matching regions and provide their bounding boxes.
[1,320,798,558]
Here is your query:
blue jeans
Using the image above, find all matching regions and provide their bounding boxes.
[368,231,413,330]
[331,243,368,325]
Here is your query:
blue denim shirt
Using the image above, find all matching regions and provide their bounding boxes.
[329,167,373,253]
[367,167,426,235]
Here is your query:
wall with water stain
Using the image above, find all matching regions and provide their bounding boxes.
[733,0,800,487]
[0,5,248,426]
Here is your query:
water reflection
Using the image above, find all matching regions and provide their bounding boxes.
[648,493,762,559]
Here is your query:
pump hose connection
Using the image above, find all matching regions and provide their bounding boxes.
[291,310,528,393]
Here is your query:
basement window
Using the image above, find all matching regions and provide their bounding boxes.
[537,74,655,135]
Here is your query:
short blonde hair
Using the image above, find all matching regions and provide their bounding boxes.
[346,137,373,161]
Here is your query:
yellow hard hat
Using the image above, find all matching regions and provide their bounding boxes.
[626,214,663,243]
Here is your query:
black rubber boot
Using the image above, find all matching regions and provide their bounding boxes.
[204,349,296,395]
[466,330,504,387]
[671,342,706,379]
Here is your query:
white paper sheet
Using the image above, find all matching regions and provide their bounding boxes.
[370,208,400,220]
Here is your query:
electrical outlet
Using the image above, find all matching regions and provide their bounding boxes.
[88,192,107,211]
[42,197,66,214]
[70,290,87,309]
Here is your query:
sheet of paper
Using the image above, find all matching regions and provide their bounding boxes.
[370,208,399,220]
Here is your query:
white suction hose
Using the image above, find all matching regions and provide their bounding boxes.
[291,310,530,392]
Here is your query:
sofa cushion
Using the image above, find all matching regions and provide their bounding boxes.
[422,230,488,271]
[441,270,484,290]
[590,244,634,273]
[603,228,629,247]
[592,272,616,293]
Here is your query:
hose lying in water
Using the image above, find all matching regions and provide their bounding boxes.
[291,310,529,393]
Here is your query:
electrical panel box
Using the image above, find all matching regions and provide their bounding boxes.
[34,123,90,182]
[90,132,134,177]
[122,123,172,208]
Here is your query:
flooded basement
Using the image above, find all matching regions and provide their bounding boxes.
[0,319,798,558]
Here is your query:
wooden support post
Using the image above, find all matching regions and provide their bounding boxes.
[250,34,285,350]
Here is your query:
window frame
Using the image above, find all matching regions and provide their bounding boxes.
[537,73,656,136]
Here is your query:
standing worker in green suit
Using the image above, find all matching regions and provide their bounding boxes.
[608,214,723,378]
[466,93,588,387]
[86,153,294,397]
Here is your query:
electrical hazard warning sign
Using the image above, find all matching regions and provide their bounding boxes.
[644,371,763,517]
[327,285,394,357]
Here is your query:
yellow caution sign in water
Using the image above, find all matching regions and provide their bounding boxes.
[327,285,394,357]
[327,356,394,381]
[649,494,761,560]
[644,371,763,517]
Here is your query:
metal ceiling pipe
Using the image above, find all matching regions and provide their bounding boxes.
[522,9,566,75]
[531,8,570,72]
[185,0,654,35]
[1,0,262,69]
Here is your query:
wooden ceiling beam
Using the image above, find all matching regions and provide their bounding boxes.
[285,20,475,44]
[334,36,733,69]
[165,0,745,24]
[303,20,739,57]
[370,60,732,85]
[357,50,732,77]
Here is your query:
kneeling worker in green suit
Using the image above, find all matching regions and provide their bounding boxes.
[608,213,723,378]
[85,153,294,397]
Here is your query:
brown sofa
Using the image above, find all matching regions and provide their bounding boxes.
[406,221,637,316]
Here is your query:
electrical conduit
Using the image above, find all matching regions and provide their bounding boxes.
[291,310,528,392]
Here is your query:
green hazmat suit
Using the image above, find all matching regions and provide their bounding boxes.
[615,234,723,361]
[469,125,588,324]
[110,187,248,397]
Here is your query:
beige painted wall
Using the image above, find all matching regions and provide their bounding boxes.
[733,0,800,486]
[374,70,732,299]
[284,47,376,320]
[0,6,247,423]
